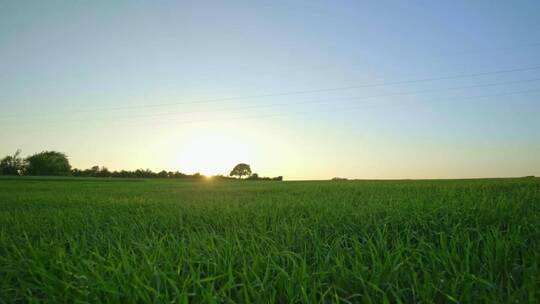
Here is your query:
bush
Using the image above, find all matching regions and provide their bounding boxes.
[0,150,24,175]
[25,151,71,176]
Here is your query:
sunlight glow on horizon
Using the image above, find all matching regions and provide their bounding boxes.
[1,1,540,179]
[172,130,253,176]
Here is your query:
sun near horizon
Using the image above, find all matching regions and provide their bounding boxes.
[2,2,540,303]
[1,1,539,180]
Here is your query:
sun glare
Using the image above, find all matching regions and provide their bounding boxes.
[173,129,253,176]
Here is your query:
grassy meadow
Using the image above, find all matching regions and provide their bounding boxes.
[1,177,539,303]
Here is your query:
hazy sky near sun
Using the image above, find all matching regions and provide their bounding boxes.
[1,0,540,179]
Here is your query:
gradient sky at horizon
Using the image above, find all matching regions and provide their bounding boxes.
[1,0,540,180]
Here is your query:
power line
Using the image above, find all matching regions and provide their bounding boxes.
[13,88,540,133]
[5,77,540,126]
[2,64,540,119]
[153,88,540,127]
[129,41,540,86]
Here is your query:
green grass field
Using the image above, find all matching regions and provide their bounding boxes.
[1,177,539,303]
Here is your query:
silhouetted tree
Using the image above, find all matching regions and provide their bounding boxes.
[90,165,100,176]
[96,166,111,177]
[171,171,187,178]
[0,150,24,175]
[229,163,252,179]
[25,151,71,176]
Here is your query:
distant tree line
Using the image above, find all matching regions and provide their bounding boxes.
[0,150,282,181]
[70,166,205,179]
[246,173,283,181]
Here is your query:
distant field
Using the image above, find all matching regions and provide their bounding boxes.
[1,177,539,303]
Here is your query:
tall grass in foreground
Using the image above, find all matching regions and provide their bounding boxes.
[0,178,539,303]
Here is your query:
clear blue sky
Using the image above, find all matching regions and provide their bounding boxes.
[1,0,539,179]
